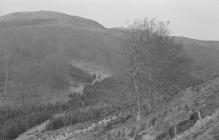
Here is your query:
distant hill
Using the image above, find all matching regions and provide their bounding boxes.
[0,11,219,106]
[175,36,219,78]
[0,11,126,74]
[1,11,218,77]
[0,11,124,106]
[175,36,219,49]
[0,11,105,30]
[111,27,219,77]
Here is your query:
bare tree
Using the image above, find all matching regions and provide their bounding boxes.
[124,19,191,122]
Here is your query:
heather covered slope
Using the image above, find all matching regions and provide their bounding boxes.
[0,11,125,106]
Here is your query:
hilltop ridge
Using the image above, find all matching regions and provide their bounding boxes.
[0,11,105,30]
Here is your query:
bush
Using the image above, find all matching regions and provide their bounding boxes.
[149,117,156,126]
[46,117,64,130]
[128,126,137,137]
[139,123,146,131]
[46,105,118,131]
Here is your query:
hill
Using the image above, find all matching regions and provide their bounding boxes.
[0,11,219,106]
[0,11,125,106]
[110,28,219,78]
[0,11,219,140]
[0,11,105,30]
[175,37,219,78]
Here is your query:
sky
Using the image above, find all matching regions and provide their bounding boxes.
[0,0,219,40]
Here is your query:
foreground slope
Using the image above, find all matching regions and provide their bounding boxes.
[14,77,219,140]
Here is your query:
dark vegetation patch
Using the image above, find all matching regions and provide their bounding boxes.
[0,103,72,140]
[201,93,219,118]
[46,105,119,130]
[0,93,89,140]
[175,112,199,135]
[0,77,126,140]
[83,77,132,106]
[68,65,95,83]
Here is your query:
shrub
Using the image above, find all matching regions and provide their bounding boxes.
[134,133,143,140]
[46,117,64,130]
[139,123,146,131]
[149,117,156,126]
[46,105,118,131]
[128,126,137,137]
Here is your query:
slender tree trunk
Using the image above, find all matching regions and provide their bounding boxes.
[137,96,141,122]
[148,75,153,112]
[4,51,9,96]
[198,110,202,120]
[134,68,141,122]
[174,125,178,138]
[132,46,142,123]
[148,102,152,112]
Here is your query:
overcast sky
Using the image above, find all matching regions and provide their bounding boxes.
[0,0,219,40]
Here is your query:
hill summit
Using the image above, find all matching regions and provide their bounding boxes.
[0,11,105,30]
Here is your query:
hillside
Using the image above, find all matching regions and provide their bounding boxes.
[0,11,219,140]
[0,11,125,106]
[175,37,219,78]
[13,76,219,140]
[0,11,218,107]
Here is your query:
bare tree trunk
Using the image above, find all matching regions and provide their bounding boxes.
[137,96,141,122]
[132,46,142,123]
[134,69,141,122]
[148,102,152,112]
[198,110,202,120]
[133,59,141,122]
[174,125,178,138]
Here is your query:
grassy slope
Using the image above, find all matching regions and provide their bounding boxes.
[176,36,219,77]
[0,12,125,106]
[25,77,219,140]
